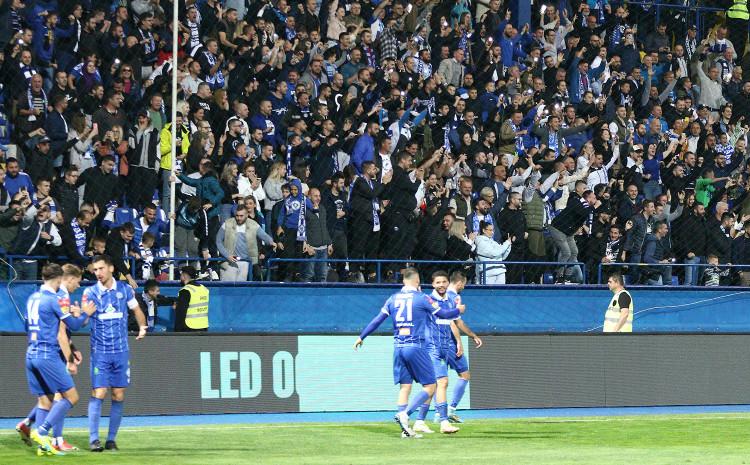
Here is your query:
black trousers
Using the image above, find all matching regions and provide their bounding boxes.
[279,227,303,281]
[349,215,380,277]
[382,211,416,275]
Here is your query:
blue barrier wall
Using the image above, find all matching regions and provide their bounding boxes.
[1,283,749,333]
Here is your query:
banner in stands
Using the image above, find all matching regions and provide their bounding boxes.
[2,334,750,417]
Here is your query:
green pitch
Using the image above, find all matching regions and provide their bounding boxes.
[2,414,750,465]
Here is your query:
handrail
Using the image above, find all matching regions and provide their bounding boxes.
[267,258,587,284]
[597,262,750,285]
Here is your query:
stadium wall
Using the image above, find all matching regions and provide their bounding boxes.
[2,334,750,417]
[0,283,749,333]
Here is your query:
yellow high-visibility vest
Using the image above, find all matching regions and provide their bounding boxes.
[182,283,209,329]
[603,290,633,333]
[728,0,749,20]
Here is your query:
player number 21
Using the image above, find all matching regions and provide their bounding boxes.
[395,298,413,322]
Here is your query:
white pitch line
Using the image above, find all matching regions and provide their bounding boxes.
[2,414,750,435]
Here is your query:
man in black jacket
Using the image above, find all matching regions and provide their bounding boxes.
[675,202,708,285]
[130,279,176,331]
[349,161,389,280]
[549,190,597,283]
[59,210,93,268]
[622,199,655,283]
[495,191,527,283]
[382,152,422,276]
[301,188,333,282]
[322,173,348,280]
[104,222,138,289]
[52,165,82,223]
[413,196,451,279]
[733,220,750,286]
[126,110,161,210]
[77,155,122,224]
[707,212,736,264]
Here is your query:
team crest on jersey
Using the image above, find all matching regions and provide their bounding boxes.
[116,292,124,299]
[290,200,301,210]
[104,304,117,313]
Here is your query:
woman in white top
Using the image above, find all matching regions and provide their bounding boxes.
[68,114,99,204]
[474,221,513,285]
[263,161,287,217]
[237,161,267,203]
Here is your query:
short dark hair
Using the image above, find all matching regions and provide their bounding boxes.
[449,270,467,284]
[41,263,64,281]
[91,254,113,266]
[144,279,160,293]
[402,267,419,281]
[608,272,624,286]
[431,270,449,282]
[119,222,135,234]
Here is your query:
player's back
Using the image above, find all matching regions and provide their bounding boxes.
[83,281,134,354]
[26,287,64,359]
[383,287,439,348]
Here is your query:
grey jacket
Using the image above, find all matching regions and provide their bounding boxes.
[304,204,332,248]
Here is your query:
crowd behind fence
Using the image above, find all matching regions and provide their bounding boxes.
[0,1,749,288]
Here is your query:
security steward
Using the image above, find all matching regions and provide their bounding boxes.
[727,0,749,62]
[603,272,633,333]
[174,266,210,332]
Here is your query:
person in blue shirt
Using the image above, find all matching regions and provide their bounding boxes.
[444,271,482,422]
[82,255,147,452]
[24,263,96,456]
[411,270,460,435]
[354,267,464,438]
[18,264,87,452]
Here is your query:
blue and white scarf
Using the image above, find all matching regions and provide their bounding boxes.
[548,131,563,155]
[296,195,307,241]
[71,218,87,257]
[509,120,525,154]
[286,144,293,177]
[348,176,381,231]
[28,87,47,118]
[202,51,225,89]
[472,212,492,234]
[443,124,451,153]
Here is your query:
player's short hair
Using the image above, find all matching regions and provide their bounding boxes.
[431,270,449,282]
[61,264,82,278]
[144,279,159,293]
[41,263,64,281]
[608,272,624,286]
[92,254,114,266]
[450,271,467,284]
[402,267,419,281]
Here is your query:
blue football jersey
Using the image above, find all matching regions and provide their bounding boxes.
[26,285,70,359]
[83,280,137,354]
[381,286,442,348]
[430,289,459,350]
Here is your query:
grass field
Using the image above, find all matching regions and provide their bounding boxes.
[3,414,750,465]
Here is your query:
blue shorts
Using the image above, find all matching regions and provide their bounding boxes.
[429,349,449,379]
[26,357,74,396]
[393,346,436,386]
[91,351,130,388]
[446,345,469,374]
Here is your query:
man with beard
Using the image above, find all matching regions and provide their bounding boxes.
[495,191,527,283]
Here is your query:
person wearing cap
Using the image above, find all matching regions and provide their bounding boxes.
[174,266,210,332]
[126,109,161,210]
[26,135,55,184]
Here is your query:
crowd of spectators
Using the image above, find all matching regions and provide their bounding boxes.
[0,0,749,287]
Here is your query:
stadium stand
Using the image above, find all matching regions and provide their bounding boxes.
[0,0,748,287]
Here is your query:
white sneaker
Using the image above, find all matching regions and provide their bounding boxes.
[401,431,423,439]
[393,412,418,438]
[209,270,219,280]
[412,420,434,434]
[433,412,441,424]
[447,406,463,424]
[440,420,459,434]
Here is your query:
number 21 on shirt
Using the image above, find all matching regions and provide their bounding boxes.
[395,298,413,322]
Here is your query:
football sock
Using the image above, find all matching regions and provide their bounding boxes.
[35,408,49,432]
[450,378,469,408]
[107,400,124,442]
[88,397,102,443]
[39,399,72,436]
[51,400,65,439]
[397,404,407,414]
[406,390,430,417]
[436,402,448,422]
[25,406,37,425]
[416,403,430,421]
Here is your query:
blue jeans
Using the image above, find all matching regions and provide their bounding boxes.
[684,256,703,286]
[161,170,173,215]
[301,249,328,282]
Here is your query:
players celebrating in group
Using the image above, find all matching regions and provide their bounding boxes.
[17,257,148,456]
[354,268,480,438]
